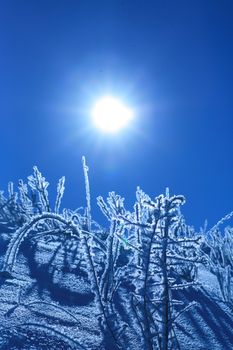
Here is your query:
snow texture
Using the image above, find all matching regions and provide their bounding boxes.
[0,160,232,349]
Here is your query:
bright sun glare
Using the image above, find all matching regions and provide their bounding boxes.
[92,96,133,132]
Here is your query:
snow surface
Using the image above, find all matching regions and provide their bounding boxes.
[0,172,232,350]
[0,239,232,349]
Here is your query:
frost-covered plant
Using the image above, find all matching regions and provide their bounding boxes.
[0,182,26,228]
[80,161,128,349]
[0,167,66,232]
[103,187,201,350]
[202,226,233,302]
[1,159,233,350]
[2,212,81,273]
[1,161,124,348]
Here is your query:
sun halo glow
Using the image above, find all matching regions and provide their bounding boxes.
[92,96,133,133]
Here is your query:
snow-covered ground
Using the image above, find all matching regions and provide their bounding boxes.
[175,266,233,349]
[0,173,232,349]
[0,240,232,350]
[0,240,101,350]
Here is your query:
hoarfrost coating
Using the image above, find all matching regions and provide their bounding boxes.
[0,159,232,349]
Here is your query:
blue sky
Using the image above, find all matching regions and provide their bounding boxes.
[1,0,233,229]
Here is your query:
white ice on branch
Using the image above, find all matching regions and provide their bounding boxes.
[0,159,232,350]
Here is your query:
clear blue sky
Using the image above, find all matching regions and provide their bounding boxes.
[1,0,233,229]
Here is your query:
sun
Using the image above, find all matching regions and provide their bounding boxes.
[92,96,133,132]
